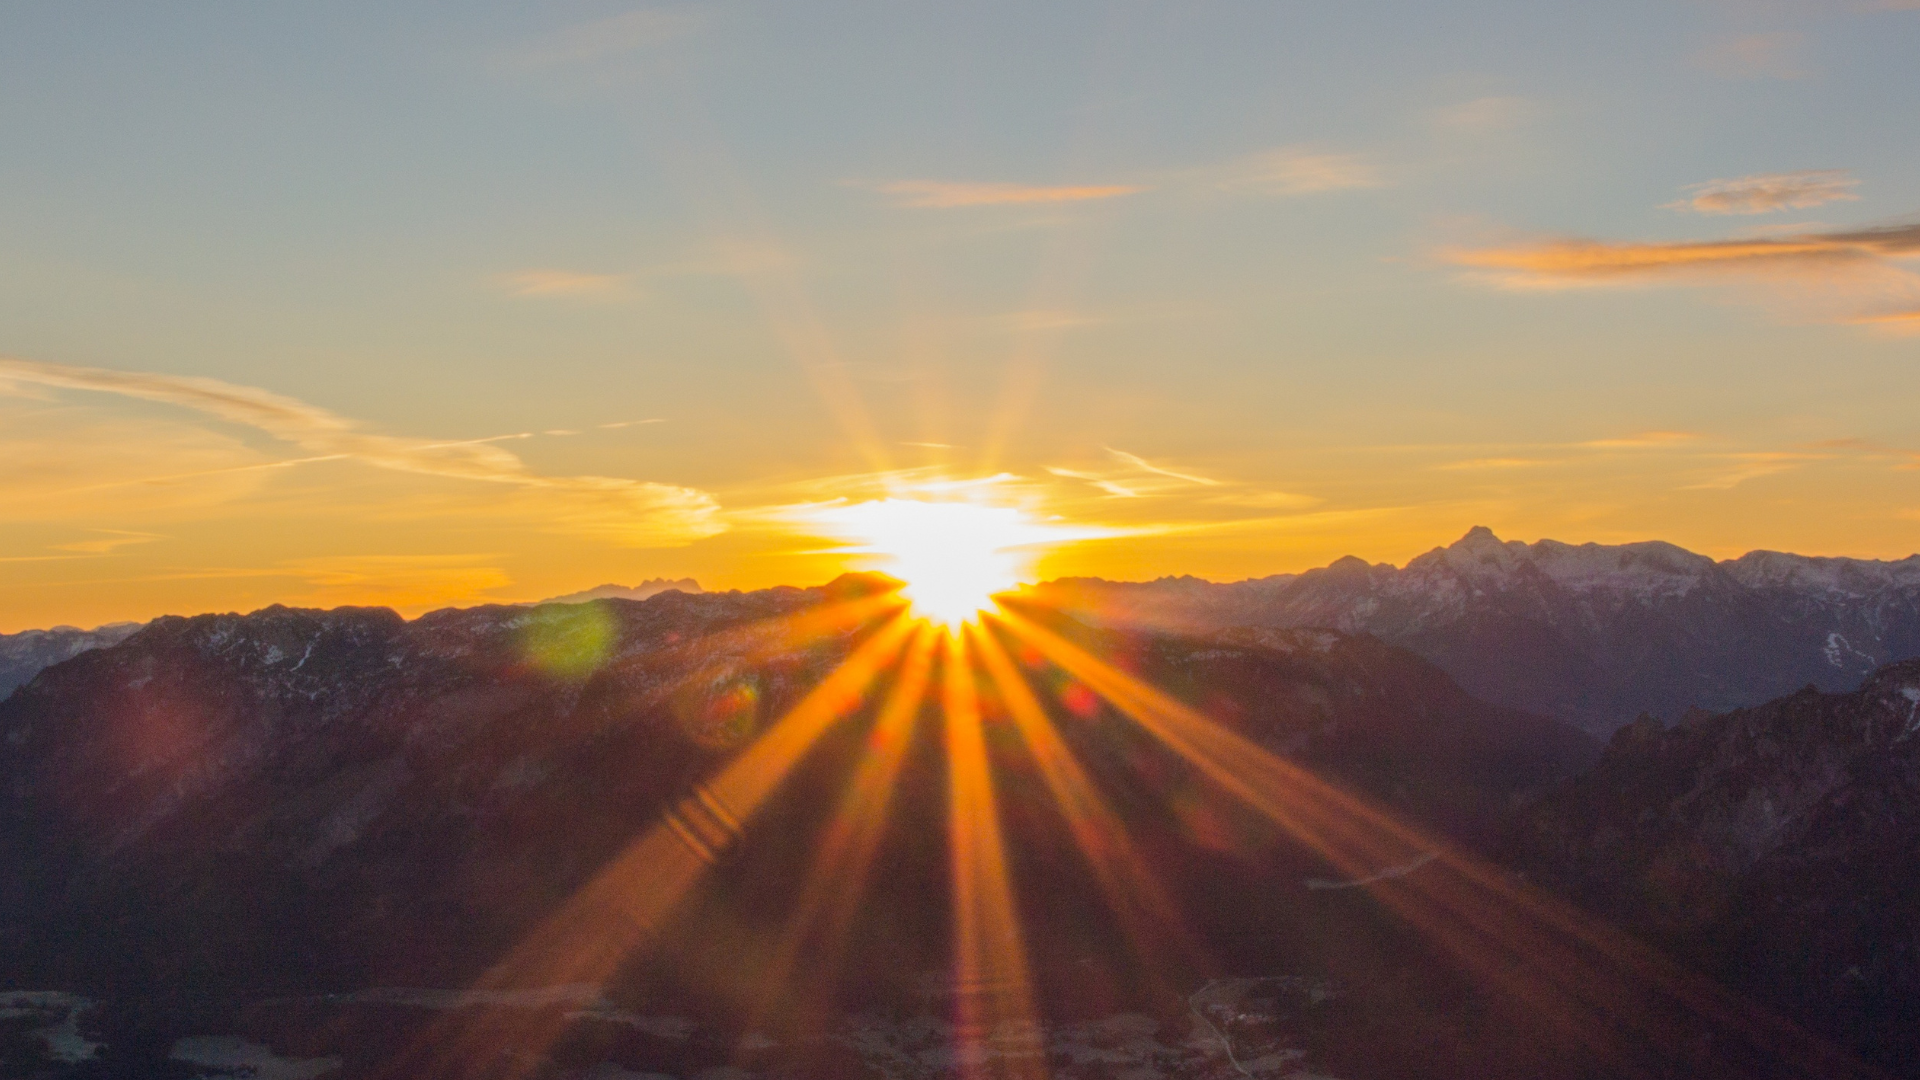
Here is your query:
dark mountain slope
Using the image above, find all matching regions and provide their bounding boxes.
[1508,658,1920,1073]
[0,583,1629,1078]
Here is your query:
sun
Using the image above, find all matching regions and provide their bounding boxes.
[805,498,1099,627]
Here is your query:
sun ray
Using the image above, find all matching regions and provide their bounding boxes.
[744,620,940,1036]
[967,620,1208,986]
[941,630,1047,1080]
[376,609,917,1080]
[989,604,1873,1076]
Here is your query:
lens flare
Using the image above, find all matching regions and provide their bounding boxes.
[803,497,1106,627]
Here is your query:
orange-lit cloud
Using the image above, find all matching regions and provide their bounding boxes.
[865,180,1146,208]
[0,356,722,547]
[1207,147,1383,195]
[1448,222,1920,321]
[1666,170,1860,215]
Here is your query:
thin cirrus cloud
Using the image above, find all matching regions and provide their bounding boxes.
[1445,221,1920,324]
[1204,147,1383,196]
[1666,170,1860,215]
[0,356,723,547]
[864,180,1146,208]
[859,145,1381,210]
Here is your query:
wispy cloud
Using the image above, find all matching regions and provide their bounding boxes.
[1105,448,1220,487]
[1432,96,1542,133]
[857,144,1382,212]
[1581,431,1701,449]
[501,269,631,298]
[1683,452,1820,490]
[1849,308,1920,332]
[1447,221,1920,322]
[53,530,164,556]
[1694,32,1809,79]
[1666,170,1860,215]
[1050,448,1247,501]
[863,180,1145,208]
[0,356,722,547]
[1451,222,1920,280]
[1207,147,1384,196]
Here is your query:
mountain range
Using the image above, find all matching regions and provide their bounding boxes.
[1037,526,1920,734]
[4,531,1920,1077]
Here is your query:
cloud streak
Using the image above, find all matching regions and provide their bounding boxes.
[1447,221,1920,322]
[1207,147,1384,195]
[864,180,1145,208]
[1666,170,1860,215]
[0,356,722,546]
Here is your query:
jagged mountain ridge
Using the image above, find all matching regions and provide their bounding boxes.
[0,580,1608,1077]
[0,622,144,699]
[1035,526,1920,733]
[1507,657,1920,1074]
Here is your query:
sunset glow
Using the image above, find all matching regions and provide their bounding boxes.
[801,498,1109,627]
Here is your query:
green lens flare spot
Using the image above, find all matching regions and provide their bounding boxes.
[521,603,617,679]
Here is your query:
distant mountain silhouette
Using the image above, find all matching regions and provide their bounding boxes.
[537,577,702,605]
[1035,526,1920,734]
[0,622,143,698]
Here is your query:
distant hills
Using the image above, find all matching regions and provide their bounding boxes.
[0,622,143,698]
[1036,526,1920,734]
[535,577,702,605]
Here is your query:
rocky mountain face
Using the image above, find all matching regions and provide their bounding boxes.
[1507,658,1920,1075]
[0,582,1629,1078]
[0,623,143,699]
[1036,527,1920,735]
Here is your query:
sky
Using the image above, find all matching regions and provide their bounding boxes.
[3,0,1919,631]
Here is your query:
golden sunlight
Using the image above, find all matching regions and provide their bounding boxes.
[804,498,1102,627]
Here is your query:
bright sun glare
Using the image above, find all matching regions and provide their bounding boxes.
[807,498,1101,627]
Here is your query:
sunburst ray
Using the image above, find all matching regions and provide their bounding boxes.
[942,630,1047,1080]
[377,609,917,1080]
[989,604,1873,1076]
[967,620,1208,988]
